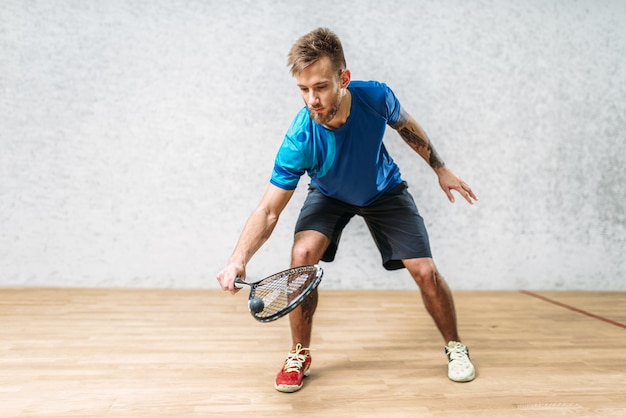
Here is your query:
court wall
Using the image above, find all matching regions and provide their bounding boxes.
[1,0,624,290]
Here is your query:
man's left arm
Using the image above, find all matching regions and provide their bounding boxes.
[392,107,478,204]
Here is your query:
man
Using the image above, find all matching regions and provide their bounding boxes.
[217,27,477,393]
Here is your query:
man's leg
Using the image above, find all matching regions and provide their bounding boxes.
[274,230,329,393]
[403,257,475,382]
[403,257,459,342]
[287,230,329,347]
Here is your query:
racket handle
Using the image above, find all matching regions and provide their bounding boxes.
[234,277,249,289]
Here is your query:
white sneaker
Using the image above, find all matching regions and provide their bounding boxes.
[445,341,476,382]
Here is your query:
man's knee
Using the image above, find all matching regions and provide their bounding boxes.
[291,231,329,265]
[291,244,317,265]
[405,258,439,288]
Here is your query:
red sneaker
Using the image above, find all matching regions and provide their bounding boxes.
[274,343,312,393]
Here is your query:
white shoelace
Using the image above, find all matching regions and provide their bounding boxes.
[446,343,469,361]
[446,342,472,371]
[283,343,311,372]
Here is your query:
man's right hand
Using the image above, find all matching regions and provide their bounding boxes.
[216,263,245,294]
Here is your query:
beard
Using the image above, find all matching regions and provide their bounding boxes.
[308,89,342,125]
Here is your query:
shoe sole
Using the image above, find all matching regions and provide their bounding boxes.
[274,382,303,393]
[448,370,476,382]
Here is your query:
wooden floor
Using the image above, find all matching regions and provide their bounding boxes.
[1,289,625,417]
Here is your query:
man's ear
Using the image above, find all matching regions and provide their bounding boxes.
[340,69,351,88]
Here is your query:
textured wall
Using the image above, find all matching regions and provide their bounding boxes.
[1,0,624,290]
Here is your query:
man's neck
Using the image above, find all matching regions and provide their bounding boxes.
[323,90,352,130]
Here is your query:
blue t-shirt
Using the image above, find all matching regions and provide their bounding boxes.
[270,80,404,206]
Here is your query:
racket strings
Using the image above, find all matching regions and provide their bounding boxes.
[253,270,316,317]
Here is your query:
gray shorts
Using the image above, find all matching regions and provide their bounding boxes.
[294,181,432,270]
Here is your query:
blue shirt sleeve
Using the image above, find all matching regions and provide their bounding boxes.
[382,82,402,126]
[270,109,311,190]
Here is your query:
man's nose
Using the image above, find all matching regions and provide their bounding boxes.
[307,91,319,105]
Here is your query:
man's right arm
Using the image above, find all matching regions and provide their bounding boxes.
[216,184,295,293]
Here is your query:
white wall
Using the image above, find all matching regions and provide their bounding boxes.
[1,0,624,290]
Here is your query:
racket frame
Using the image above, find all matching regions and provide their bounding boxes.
[234,264,323,322]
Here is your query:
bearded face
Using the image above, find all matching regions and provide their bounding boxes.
[307,87,342,125]
[296,56,349,128]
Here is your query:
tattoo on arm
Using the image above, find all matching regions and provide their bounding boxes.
[391,109,409,130]
[399,127,445,169]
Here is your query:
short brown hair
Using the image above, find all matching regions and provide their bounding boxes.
[287,27,346,77]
